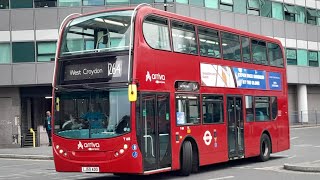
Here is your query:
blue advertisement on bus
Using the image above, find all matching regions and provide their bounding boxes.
[268,72,282,90]
[232,68,267,90]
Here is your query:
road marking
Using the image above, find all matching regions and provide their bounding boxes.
[294,144,313,147]
[290,137,299,140]
[312,159,320,163]
[0,158,52,162]
[0,163,39,168]
[288,155,296,159]
[208,176,234,180]
[291,126,320,130]
[271,154,296,159]
[254,165,282,170]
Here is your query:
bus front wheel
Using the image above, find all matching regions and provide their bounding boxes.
[258,134,271,162]
[179,141,193,176]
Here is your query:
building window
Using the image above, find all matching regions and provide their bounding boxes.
[205,0,218,9]
[245,96,253,122]
[11,0,33,8]
[295,6,306,23]
[131,0,153,4]
[318,10,320,26]
[143,16,171,51]
[233,0,246,14]
[308,51,318,67]
[176,0,188,4]
[306,8,318,25]
[58,0,81,7]
[268,43,283,67]
[241,37,251,63]
[271,2,284,20]
[251,39,267,65]
[220,0,233,12]
[0,0,9,9]
[0,43,10,64]
[221,32,241,61]
[189,0,204,7]
[247,0,260,16]
[198,26,221,58]
[83,0,104,6]
[255,96,270,121]
[260,0,271,18]
[12,42,35,63]
[34,0,57,7]
[297,49,308,66]
[284,4,296,22]
[176,95,200,125]
[202,95,224,124]
[37,42,56,62]
[171,21,198,55]
[105,0,129,5]
[286,48,297,65]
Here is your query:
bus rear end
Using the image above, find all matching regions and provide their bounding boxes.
[52,8,142,174]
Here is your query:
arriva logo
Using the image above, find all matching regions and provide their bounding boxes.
[146,71,166,84]
[77,141,100,151]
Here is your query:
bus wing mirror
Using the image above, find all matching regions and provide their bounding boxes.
[128,84,137,102]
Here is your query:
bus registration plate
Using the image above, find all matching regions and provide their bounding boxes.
[82,167,100,173]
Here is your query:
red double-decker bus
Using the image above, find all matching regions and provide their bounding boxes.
[52,4,289,176]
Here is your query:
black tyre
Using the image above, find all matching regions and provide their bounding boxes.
[179,141,193,176]
[258,134,271,162]
[191,148,199,173]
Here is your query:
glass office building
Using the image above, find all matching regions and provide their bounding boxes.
[0,0,319,147]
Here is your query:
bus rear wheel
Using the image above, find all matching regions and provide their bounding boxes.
[258,134,271,162]
[179,141,193,176]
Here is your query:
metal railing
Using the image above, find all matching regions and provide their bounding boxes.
[289,110,320,126]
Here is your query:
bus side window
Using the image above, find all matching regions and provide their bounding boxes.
[221,32,241,61]
[254,96,270,121]
[198,27,221,58]
[271,96,278,120]
[245,96,254,122]
[251,39,268,65]
[171,21,198,55]
[143,16,171,51]
[202,95,224,124]
[176,95,200,125]
[241,37,251,63]
[268,43,284,67]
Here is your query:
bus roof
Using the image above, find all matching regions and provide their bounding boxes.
[137,6,282,46]
[71,5,282,47]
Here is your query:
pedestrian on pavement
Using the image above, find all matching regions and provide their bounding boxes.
[44,111,52,146]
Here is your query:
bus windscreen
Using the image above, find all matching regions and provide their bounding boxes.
[60,10,133,56]
[54,88,130,139]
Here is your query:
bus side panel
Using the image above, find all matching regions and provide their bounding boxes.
[275,97,290,152]
[248,121,278,157]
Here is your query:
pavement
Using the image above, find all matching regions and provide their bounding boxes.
[0,146,53,160]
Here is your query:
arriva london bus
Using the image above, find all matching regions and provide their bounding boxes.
[52,4,289,176]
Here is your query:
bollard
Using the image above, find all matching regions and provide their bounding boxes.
[29,128,36,148]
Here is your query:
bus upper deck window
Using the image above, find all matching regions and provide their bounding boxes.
[143,16,171,51]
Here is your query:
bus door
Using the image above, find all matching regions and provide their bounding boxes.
[227,96,244,159]
[137,93,171,171]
